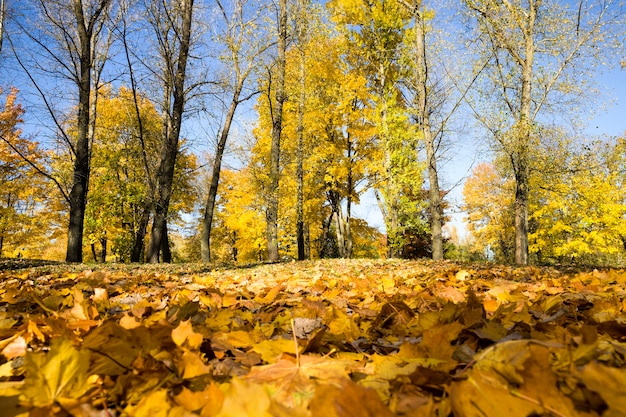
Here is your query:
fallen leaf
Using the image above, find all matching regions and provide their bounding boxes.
[172,319,204,349]
[21,338,92,408]
[310,379,394,417]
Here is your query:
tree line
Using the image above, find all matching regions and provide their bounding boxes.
[0,0,624,265]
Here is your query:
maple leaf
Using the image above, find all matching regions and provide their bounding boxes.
[21,338,92,408]
[172,319,204,349]
[246,353,359,403]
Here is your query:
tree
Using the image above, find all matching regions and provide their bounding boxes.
[0,0,5,53]
[465,137,626,264]
[398,1,479,260]
[85,87,197,262]
[528,137,626,263]
[265,0,287,262]
[329,0,427,258]
[8,0,114,262]
[462,0,625,264]
[200,0,270,263]
[463,162,515,262]
[0,88,64,258]
[294,0,309,261]
[145,0,195,263]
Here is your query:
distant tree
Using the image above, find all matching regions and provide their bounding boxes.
[328,0,427,258]
[85,87,197,262]
[465,137,626,265]
[463,162,515,263]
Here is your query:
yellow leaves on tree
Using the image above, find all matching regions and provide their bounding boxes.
[464,138,626,264]
[84,86,198,262]
[0,88,60,259]
[463,162,515,262]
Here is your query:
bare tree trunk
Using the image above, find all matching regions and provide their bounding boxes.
[66,0,111,263]
[100,237,106,262]
[266,0,287,263]
[514,157,529,264]
[513,5,536,266]
[201,87,242,263]
[413,12,443,260]
[295,0,308,261]
[147,0,194,263]
[120,12,156,263]
[0,0,5,54]
[296,45,306,261]
[131,202,150,262]
[328,190,352,258]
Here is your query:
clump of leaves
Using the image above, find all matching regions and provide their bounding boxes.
[0,259,624,416]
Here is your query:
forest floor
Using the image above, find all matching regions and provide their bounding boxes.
[0,258,624,416]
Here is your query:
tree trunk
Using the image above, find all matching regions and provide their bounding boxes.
[0,0,5,54]
[513,150,530,265]
[296,45,306,261]
[412,11,444,260]
[161,221,171,262]
[66,2,97,263]
[266,0,287,263]
[100,237,106,262]
[90,242,97,262]
[513,6,536,265]
[147,0,194,263]
[131,202,151,262]
[201,87,242,263]
[295,0,308,261]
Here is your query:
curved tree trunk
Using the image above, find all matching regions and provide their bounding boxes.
[201,88,242,263]
[266,0,287,263]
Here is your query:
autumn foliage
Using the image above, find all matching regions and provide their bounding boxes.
[0,259,623,416]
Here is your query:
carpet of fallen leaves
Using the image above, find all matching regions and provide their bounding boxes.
[0,259,624,417]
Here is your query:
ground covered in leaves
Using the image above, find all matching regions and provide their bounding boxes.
[0,259,624,416]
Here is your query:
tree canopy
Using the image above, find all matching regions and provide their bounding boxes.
[0,0,624,265]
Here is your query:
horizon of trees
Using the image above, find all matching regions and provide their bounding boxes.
[0,0,625,265]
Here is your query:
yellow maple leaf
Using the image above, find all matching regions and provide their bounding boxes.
[21,338,92,408]
[172,319,203,349]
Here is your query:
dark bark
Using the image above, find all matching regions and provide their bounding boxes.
[66,0,111,263]
[131,202,151,262]
[513,151,530,264]
[296,53,306,261]
[295,0,307,261]
[147,0,194,263]
[266,0,287,263]
[100,237,106,262]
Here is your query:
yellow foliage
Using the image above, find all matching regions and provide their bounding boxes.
[465,137,626,264]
